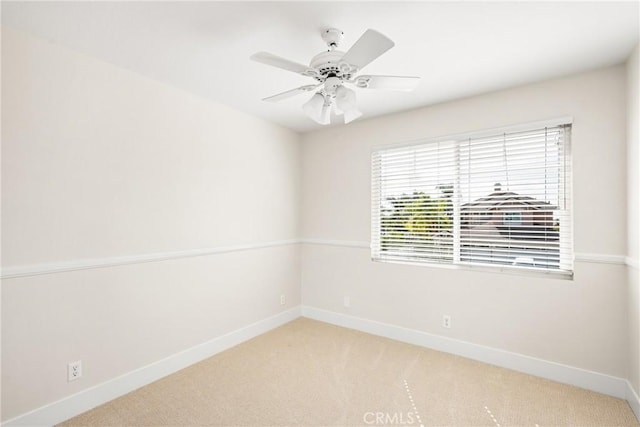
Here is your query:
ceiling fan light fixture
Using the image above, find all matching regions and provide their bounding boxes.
[324,76,342,94]
[302,92,328,124]
[320,103,331,125]
[343,108,362,124]
[335,85,361,124]
[335,85,355,107]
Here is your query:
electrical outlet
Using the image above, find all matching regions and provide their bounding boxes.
[343,296,351,308]
[442,315,451,329]
[280,294,285,306]
[68,360,82,382]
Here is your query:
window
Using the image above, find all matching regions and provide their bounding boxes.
[371,120,573,277]
[503,211,522,225]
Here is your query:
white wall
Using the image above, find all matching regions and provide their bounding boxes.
[301,66,629,378]
[627,44,640,398]
[1,26,301,421]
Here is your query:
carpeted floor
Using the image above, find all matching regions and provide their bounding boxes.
[59,318,639,426]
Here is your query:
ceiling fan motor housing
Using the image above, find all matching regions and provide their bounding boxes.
[309,50,358,82]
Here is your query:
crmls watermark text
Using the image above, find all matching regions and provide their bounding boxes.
[363,411,416,425]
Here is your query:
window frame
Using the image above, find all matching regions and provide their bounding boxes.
[370,118,574,280]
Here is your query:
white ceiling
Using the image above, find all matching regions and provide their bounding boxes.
[2,1,639,133]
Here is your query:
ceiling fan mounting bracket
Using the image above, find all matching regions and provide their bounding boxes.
[321,28,344,49]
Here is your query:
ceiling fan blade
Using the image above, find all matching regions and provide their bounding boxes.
[340,29,394,72]
[250,52,312,75]
[262,84,320,102]
[353,75,420,91]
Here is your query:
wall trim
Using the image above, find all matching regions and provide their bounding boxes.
[0,239,299,279]
[628,381,640,422]
[574,252,627,265]
[301,238,628,266]
[1,307,301,427]
[301,306,629,400]
[3,240,629,279]
[301,238,370,249]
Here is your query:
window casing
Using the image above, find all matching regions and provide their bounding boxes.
[371,121,573,277]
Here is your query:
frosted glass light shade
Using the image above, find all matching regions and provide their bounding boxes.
[335,86,362,124]
[303,93,327,124]
[343,108,362,124]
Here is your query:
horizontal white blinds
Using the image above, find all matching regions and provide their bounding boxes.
[371,124,573,275]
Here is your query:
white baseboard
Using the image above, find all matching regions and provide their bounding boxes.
[5,306,637,426]
[2,307,301,427]
[301,306,629,400]
[628,381,640,422]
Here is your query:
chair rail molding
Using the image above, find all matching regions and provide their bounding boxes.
[1,239,299,279]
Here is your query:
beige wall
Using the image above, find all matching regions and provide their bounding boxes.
[627,44,640,396]
[301,66,629,377]
[1,27,301,421]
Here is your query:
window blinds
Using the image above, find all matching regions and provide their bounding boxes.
[371,123,573,276]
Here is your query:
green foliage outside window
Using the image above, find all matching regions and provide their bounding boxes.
[380,191,453,254]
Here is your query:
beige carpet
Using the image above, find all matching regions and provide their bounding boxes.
[59,318,639,426]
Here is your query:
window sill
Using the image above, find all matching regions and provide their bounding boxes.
[371,257,574,281]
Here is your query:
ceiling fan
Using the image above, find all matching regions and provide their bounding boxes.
[250,28,420,125]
